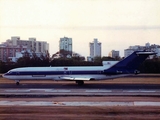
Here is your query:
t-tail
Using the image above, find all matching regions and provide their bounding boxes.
[104,51,156,75]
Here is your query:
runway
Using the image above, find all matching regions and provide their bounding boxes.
[1,82,160,89]
[0,75,160,97]
[1,76,160,120]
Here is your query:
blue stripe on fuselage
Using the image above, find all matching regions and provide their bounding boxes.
[5,70,105,76]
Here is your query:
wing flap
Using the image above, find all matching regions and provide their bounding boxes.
[60,76,91,81]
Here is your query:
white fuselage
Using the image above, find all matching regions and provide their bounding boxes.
[3,61,130,81]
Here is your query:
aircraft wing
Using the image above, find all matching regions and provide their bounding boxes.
[59,76,92,81]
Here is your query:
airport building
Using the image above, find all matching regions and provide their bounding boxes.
[89,38,101,58]
[109,50,120,59]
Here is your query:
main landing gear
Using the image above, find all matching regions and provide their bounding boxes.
[75,80,84,86]
[15,80,20,85]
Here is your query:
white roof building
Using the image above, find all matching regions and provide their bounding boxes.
[109,50,120,58]
[124,43,160,58]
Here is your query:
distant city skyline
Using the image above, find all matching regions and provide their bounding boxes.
[0,36,49,62]
[1,0,160,57]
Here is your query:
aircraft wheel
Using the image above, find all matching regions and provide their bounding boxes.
[16,82,19,85]
[134,70,140,74]
[76,80,84,86]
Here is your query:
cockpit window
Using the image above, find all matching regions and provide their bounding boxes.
[7,71,12,74]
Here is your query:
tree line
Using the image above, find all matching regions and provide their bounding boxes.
[139,59,160,73]
[0,55,160,73]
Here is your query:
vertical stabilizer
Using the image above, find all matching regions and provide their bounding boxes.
[104,51,156,74]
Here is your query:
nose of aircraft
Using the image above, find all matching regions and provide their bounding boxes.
[2,73,6,78]
[2,74,4,78]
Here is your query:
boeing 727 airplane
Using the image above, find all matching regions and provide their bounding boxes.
[3,51,156,85]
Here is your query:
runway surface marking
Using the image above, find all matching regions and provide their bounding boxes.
[1,89,160,96]
[85,90,112,92]
[123,90,157,92]
[2,89,159,93]
[0,101,160,106]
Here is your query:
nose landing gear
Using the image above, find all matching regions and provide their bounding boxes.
[15,80,20,85]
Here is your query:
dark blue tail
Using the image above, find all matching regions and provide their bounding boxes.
[104,51,156,74]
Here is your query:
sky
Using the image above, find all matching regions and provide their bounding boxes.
[0,0,160,57]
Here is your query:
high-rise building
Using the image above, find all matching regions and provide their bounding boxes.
[59,37,72,52]
[59,37,72,57]
[89,39,101,58]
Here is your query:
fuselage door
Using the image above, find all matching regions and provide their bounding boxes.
[63,67,68,75]
[16,72,20,75]
[69,71,72,75]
